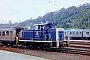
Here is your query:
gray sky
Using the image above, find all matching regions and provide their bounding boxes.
[0,0,90,23]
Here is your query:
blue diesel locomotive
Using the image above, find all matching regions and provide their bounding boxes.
[19,22,67,48]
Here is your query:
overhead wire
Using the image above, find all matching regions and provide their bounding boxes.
[48,0,57,6]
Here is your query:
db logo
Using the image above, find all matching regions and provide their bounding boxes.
[36,31,38,35]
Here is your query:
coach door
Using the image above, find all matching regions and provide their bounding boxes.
[59,31,64,41]
[16,27,23,37]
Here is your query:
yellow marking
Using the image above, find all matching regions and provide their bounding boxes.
[22,49,26,53]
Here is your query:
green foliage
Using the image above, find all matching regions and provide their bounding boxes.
[25,3,90,29]
[1,3,90,29]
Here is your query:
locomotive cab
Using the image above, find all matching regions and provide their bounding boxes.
[33,22,56,41]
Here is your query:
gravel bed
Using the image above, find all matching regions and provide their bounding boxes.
[0,46,90,60]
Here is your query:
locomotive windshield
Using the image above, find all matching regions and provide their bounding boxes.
[44,23,56,29]
[35,25,44,30]
[29,22,56,30]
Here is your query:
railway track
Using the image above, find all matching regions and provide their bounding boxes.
[69,40,90,50]
[0,40,90,56]
[59,40,90,56]
[59,47,90,56]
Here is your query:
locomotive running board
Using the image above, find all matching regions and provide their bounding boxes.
[19,40,34,42]
[19,40,52,42]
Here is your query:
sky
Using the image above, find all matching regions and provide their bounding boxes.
[0,0,90,24]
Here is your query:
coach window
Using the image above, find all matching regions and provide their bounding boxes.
[2,31,5,36]
[70,32,72,35]
[86,32,89,35]
[76,32,79,35]
[10,31,13,36]
[6,31,9,36]
[73,32,75,35]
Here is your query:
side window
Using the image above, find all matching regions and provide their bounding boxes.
[2,31,5,36]
[35,26,38,30]
[6,31,9,36]
[76,32,79,35]
[70,32,72,35]
[73,32,75,35]
[10,31,13,36]
[80,32,81,34]
[86,32,89,35]
[38,26,41,30]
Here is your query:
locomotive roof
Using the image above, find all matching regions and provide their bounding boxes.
[34,22,53,26]
[34,24,44,26]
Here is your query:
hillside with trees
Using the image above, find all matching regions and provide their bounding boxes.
[1,3,90,29]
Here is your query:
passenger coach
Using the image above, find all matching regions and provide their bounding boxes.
[0,26,23,46]
[64,29,90,40]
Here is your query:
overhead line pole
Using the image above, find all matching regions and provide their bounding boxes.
[48,0,57,24]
